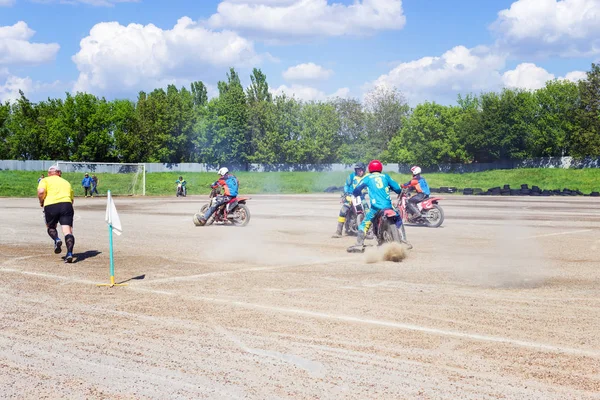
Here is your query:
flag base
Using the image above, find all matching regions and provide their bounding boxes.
[97,276,128,287]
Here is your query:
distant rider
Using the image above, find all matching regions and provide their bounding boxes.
[332,162,368,238]
[197,167,238,225]
[176,176,187,196]
[401,166,430,219]
[347,160,409,253]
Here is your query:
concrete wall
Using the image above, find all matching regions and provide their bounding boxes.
[1,157,599,173]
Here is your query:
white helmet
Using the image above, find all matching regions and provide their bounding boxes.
[410,166,421,175]
[218,167,229,176]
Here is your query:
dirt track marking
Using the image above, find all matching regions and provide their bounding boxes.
[145,257,352,284]
[2,264,599,358]
[520,229,593,239]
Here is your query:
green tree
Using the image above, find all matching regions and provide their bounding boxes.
[364,86,410,160]
[112,99,140,162]
[388,102,468,166]
[332,97,367,163]
[6,91,44,160]
[246,68,272,103]
[191,81,208,107]
[573,63,600,156]
[533,79,580,156]
[0,101,9,158]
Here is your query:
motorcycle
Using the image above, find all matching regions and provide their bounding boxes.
[348,200,410,253]
[193,186,251,227]
[176,182,187,197]
[341,193,365,236]
[397,188,444,228]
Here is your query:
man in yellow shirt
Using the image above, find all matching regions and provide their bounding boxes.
[37,165,76,263]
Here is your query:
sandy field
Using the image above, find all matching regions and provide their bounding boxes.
[1,193,599,399]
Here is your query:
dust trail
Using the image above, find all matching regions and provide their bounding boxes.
[364,242,407,264]
[452,222,552,288]
[205,226,325,266]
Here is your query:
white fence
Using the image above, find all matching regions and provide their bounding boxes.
[1,157,599,173]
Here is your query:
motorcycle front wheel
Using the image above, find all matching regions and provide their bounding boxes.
[345,211,359,236]
[424,205,444,228]
[231,204,251,227]
[199,204,215,226]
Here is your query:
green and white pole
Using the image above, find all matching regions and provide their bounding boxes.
[98,190,126,287]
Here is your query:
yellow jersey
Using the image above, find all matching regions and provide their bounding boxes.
[38,175,74,206]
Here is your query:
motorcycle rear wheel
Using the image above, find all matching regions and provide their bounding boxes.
[424,205,444,228]
[379,221,401,245]
[231,204,251,227]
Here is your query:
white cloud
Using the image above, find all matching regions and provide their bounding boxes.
[563,70,587,82]
[492,0,600,57]
[502,63,589,89]
[207,0,406,39]
[0,70,32,102]
[282,62,333,82]
[0,0,15,6]
[502,63,555,90]
[370,45,507,104]
[270,83,349,101]
[0,21,60,65]
[72,17,262,95]
[0,69,65,102]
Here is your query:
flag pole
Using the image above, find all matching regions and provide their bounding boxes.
[98,190,127,287]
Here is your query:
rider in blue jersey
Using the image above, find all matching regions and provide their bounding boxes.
[332,162,368,238]
[347,160,406,253]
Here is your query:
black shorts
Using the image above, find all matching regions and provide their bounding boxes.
[44,202,74,227]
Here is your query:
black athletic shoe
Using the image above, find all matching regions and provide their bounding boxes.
[65,252,73,263]
[54,239,62,254]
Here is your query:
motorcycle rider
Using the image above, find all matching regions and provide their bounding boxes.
[197,167,239,226]
[347,160,407,253]
[176,176,187,196]
[401,166,430,219]
[332,162,368,238]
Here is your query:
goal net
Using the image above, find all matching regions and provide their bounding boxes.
[55,161,146,196]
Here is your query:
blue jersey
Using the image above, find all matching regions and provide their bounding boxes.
[353,172,401,210]
[343,172,364,193]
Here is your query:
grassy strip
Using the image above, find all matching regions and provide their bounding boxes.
[1,168,599,197]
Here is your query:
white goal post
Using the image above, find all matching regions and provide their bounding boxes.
[55,161,146,196]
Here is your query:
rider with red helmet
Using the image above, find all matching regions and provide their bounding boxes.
[401,166,430,219]
[347,160,404,252]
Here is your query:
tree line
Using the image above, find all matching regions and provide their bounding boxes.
[1,64,599,167]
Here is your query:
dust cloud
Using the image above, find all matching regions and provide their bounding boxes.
[205,225,321,266]
[364,242,408,264]
[452,222,552,288]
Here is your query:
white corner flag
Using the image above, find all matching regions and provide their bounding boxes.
[105,190,123,235]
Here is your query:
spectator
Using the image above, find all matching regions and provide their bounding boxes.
[91,175,99,196]
[81,173,93,198]
[38,173,45,183]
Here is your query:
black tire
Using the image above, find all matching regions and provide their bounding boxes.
[424,204,444,228]
[199,204,215,226]
[381,221,401,245]
[345,211,359,236]
[231,204,251,227]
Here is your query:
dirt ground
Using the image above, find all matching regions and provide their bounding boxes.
[1,193,600,399]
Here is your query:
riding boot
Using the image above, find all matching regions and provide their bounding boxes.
[407,203,420,219]
[347,231,366,253]
[332,222,344,238]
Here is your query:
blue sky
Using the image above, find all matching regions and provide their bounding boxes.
[1,0,598,104]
